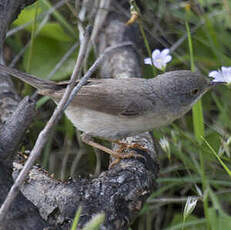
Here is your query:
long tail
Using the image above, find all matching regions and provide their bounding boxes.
[0,64,59,90]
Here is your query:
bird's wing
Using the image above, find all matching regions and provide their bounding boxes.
[67,78,154,117]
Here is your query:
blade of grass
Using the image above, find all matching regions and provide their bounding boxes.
[185,14,209,227]
[71,206,82,230]
[202,137,231,177]
[23,2,39,95]
[158,177,231,186]
[185,20,205,142]
[42,129,54,169]
[192,101,204,142]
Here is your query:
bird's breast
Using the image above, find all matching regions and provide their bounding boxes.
[64,105,176,140]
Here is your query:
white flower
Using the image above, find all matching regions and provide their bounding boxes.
[159,137,170,159]
[183,197,198,220]
[209,66,231,83]
[144,49,172,71]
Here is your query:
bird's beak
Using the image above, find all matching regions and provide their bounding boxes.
[208,81,226,88]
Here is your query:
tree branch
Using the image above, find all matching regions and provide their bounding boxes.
[0,96,36,167]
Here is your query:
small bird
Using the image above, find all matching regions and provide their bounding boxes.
[0,64,221,161]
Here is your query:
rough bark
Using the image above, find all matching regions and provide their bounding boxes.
[13,133,158,229]
[0,96,37,167]
[96,13,142,79]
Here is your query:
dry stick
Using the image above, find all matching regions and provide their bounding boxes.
[0,26,92,221]
[0,39,134,221]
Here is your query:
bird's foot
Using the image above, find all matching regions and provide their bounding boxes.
[113,140,148,153]
[109,150,144,168]
[81,134,145,168]
[108,140,147,168]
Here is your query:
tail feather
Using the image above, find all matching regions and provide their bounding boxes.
[0,64,59,90]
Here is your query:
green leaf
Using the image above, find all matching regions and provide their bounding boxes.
[38,23,72,42]
[23,36,77,81]
[13,2,42,30]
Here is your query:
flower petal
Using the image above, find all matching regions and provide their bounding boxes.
[154,60,165,70]
[152,49,160,59]
[209,70,225,82]
[165,55,172,63]
[144,58,152,65]
[224,74,231,83]
[221,66,231,72]
[161,48,170,56]
[212,77,225,82]
[220,66,231,82]
[208,70,219,78]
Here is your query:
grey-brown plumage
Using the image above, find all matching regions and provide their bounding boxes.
[0,64,216,141]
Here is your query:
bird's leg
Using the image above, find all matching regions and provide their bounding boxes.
[81,134,122,158]
[81,134,144,167]
[109,140,147,168]
[112,140,128,153]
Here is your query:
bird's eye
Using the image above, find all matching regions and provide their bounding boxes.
[191,88,199,95]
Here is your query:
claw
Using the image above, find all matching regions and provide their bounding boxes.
[109,150,144,168]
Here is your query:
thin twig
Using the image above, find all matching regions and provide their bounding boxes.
[76,0,89,42]
[46,42,79,80]
[83,0,111,73]
[0,26,92,222]
[91,0,111,43]
[9,43,29,68]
